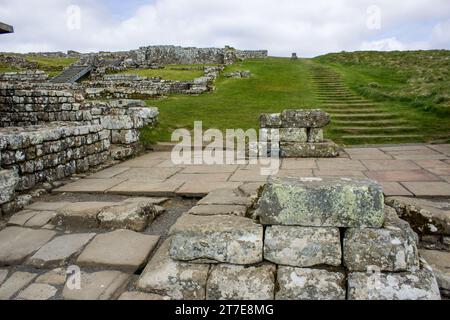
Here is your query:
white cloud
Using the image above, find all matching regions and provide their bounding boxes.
[0,0,449,57]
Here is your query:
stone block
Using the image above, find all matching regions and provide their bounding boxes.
[53,202,116,229]
[206,264,276,300]
[0,170,19,205]
[257,177,385,228]
[279,128,307,142]
[16,283,58,300]
[188,205,247,217]
[0,271,37,300]
[308,128,323,143]
[276,267,346,300]
[169,214,263,265]
[281,109,330,128]
[419,249,450,293]
[260,113,282,128]
[280,141,339,158]
[264,226,341,267]
[137,238,210,300]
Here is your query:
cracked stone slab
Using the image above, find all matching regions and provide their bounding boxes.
[188,205,248,217]
[0,271,37,299]
[36,268,67,286]
[26,202,70,212]
[16,283,58,300]
[27,233,96,268]
[169,214,263,265]
[54,178,127,193]
[53,202,117,229]
[137,238,210,300]
[348,260,441,300]
[76,230,159,272]
[257,177,385,228]
[276,267,346,300]
[206,264,276,300]
[98,198,164,232]
[0,227,56,266]
[62,270,131,300]
[264,226,341,267]
[8,210,56,228]
[197,188,253,206]
[344,226,420,272]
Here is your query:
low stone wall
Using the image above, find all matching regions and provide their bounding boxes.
[0,122,110,191]
[0,70,49,83]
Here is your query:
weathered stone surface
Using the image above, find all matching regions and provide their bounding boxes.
[53,202,116,229]
[383,206,419,245]
[344,227,420,272]
[385,196,450,236]
[98,198,161,231]
[27,233,96,268]
[169,214,263,264]
[188,205,247,217]
[264,226,341,267]
[348,260,441,300]
[0,170,19,205]
[206,264,276,300]
[137,239,210,300]
[260,113,282,128]
[0,271,37,299]
[281,109,331,128]
[280,141,340,158]
[308,128,323,143]
[257,177,385,228]
[118,291,171,300]
[77,230,159,272]
[276,267,346,300]
[0,269,8,286]
[8,210,56,228]
[62,270,130,300]
[279,128,307,142]
[197,188,253,206]
[0,227,56,265]
[36,268,66,286]
[16,283,57,300]
[419,249,450,293]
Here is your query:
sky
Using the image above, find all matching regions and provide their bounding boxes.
[0,0,449,57]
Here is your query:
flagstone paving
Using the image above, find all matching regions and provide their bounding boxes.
[0,143,449,300]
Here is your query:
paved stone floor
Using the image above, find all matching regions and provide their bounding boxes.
[55,144,450,198]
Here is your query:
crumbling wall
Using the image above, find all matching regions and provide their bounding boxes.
[0,70,49,83]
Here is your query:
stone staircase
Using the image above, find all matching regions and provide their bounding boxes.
[49,65,93,84]
[309,64,422,144]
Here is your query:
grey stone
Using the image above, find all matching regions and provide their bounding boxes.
[98,198,162,232]
[260,113,282,128]
[0,227,56,265]
[197,188,253,206]
[347,260,441,300]
[281,109,330,128]
[188,205,248,217]
[169,214,263,265]
[257,177,385,228]
[27,233,96,268]
[62,270,130,300]
[419,249,450,292]
[77,230,159,272]
[0,269,8,286]
[276,267,346,300]
[137,238,210,300]
[385,197,450,236]
[36,268,67,286]
[279,128,307,142]
[344,227,420,272]
[308,128,323,143]
[8,210,56,228]
[280,141,340,158]
[206,264,276,300]
[0,170,19,205]
[118,291,171,300]
[0,271,37,299]
[54,202,116,229]
[264,226,341,267]
[16,283,57,300]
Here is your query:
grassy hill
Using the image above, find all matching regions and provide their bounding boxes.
[315,50,450,116]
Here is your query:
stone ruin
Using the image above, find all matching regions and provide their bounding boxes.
[136,177,441,300]
[0,84,158,216]
[260,109,340,158]
[291,53,298,60]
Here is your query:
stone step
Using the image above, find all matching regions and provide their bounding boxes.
[335,126,418,134]
[318,95,363,99]
[332,113,400,120]
[321,102,377,106]
[341,134,423,141]
[333,119,409,126]
[325,109,384,114]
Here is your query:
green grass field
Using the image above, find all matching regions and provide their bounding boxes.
[0,55,77,77]
[141,55,450,146]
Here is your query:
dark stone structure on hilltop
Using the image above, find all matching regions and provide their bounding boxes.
[0,22,14,34]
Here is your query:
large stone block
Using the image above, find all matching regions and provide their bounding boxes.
[264,226,341,267]
[100,115,134,130]
[280,141,339,158]
[276,267,346,300]
[137,239,210,300]
[344,227,420,272]
[347,260,441,300]
[281,109,330,128]
[0,170,19,205]
[206,264,276,300]
[279,128,307,142]
[168,214,263,265]
[260,113,282,128]
[257,177,385,228]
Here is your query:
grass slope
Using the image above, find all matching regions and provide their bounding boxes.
[141,57,317,144]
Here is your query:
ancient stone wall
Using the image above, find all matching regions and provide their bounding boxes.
[0,71,49,83]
